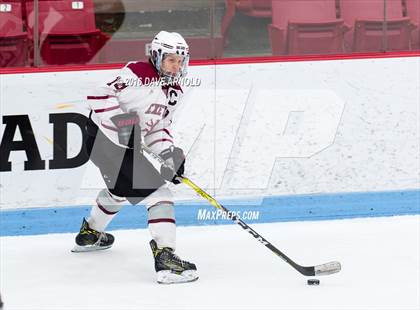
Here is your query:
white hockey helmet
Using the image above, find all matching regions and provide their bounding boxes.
[149,31,190,80]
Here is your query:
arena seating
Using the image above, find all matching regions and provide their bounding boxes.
[405,0,419,49]
[0,0,28,67]
[268,0,348,55]
[98,0,224,62]
[1,0,418,68]
[101,36,223,63]
[221,0,272,46]
[25,0,102,65]
[340,0,416,52]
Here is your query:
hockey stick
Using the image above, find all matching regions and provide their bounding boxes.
[142,144,341,277]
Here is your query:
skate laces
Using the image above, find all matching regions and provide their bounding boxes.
[165,248,188,266]
[81,225,98,235]
[90,232,108,246]
[151,240,189,266]
[98,232,108,242]
[81,220,107,242]
[80,219,98,235]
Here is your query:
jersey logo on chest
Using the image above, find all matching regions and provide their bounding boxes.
[145,103,168,117]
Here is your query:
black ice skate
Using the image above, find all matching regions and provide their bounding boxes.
[150,239,198,284]
[71,218,114,253]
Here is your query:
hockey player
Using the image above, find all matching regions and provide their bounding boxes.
[72,31,198,284]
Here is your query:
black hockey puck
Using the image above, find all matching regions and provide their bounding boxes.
[307,279,320,285]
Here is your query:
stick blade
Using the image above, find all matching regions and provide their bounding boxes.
[314,261,341,276]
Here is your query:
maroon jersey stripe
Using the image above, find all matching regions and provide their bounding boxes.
[145,128,173,138]
[100,122,118,132]
[87,95,116,100]
[94,105,120,113]
[147,138,173,147]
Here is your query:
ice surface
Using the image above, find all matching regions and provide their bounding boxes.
[1,215,419,310]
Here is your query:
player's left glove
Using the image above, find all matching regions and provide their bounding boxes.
[159,146,185,184]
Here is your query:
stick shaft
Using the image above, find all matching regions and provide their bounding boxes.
[180,177,315,276]
[141,143,340,276]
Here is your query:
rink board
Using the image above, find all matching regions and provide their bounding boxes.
[1,56,419,209]
[1,55,419,239]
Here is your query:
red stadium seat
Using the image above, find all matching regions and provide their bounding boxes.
[340,0,416,52]
[236,0,272,17]
[405,0,420,49]
[268,0,348,55]
[0,1,28,67]
[221,0,272,46]
[25,0,102,65]
[101,36,224,63]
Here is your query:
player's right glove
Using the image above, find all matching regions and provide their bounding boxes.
[110,112,141,148]
[159,146,185,184]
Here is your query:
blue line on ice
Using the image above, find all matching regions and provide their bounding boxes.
[1,189,419,236]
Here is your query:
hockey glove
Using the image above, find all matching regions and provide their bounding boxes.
[159,146,185,184]
[110,112,141,148]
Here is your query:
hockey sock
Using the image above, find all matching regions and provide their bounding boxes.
[87,189,126,232]
[147,201,176,250]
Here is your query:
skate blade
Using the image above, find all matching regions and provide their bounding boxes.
[156,270,199,284]
[71,244,112,253]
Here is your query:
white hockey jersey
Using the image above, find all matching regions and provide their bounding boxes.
[87,61,183,155]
